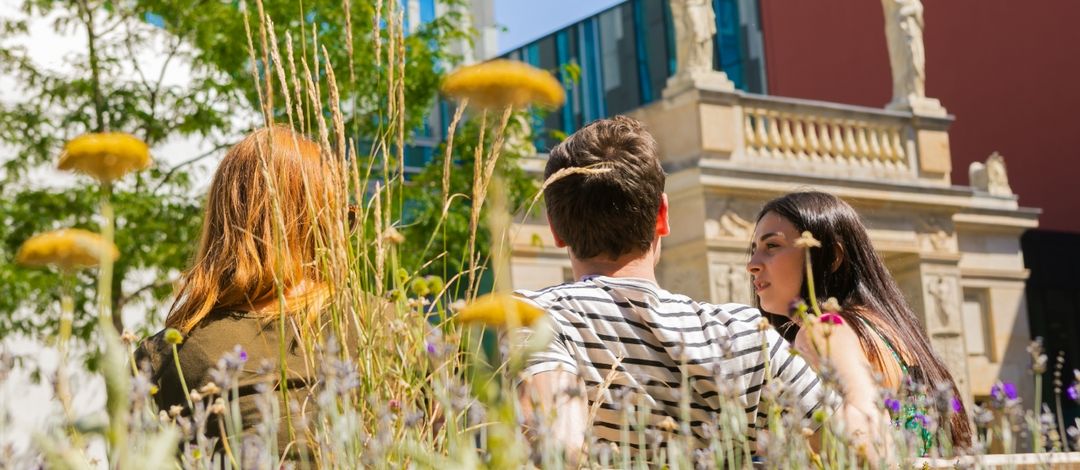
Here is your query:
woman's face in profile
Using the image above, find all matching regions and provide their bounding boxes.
[747,211,805,317]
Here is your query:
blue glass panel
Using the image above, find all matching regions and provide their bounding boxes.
[579,18,604,122]
[714,0,745,90]
[631,0,652,103]
[555,30,574,135]
[420,0,436,23]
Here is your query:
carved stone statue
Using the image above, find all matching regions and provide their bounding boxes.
[917,215,955,254]
[928,275,957,326]
[881,0,943,115]
[710,263,732,304]
[671,0,716,75]
[704,210,754,241]
[969,152,1013,196]
[985,152,1013,196]
[664,0,734,96]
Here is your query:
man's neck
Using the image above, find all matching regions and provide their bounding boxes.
[569,249,658,284]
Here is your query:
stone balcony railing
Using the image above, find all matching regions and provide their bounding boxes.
[740,95,914,180]
[631,87,955,185]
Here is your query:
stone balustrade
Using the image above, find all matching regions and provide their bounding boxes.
[732,93,923,181]
[634,88,953,184]
[743,103,907,170]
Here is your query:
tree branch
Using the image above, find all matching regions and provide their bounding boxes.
[76,0,107,132]
[152,141,232,194]
[115,279,173,313]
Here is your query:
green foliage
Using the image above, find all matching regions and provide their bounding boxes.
[133,0,469,140]
[399,110,541,289]
[0,0,472,344]
[0,0,225,342]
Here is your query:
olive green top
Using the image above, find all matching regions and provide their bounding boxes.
[136,311,315,456]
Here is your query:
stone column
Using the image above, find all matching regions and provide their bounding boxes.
[890,252,973,401]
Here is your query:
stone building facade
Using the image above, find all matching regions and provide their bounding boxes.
[503,0,1040,406]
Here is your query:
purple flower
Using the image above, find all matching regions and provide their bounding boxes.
[951,397,963,413]
[884,398,901,413]
[426,342,437,356]
[991,381,1018,401]
[238,350,248,362]
[914,413,932,428]
[1067,383,1079,402]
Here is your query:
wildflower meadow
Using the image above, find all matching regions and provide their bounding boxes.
[2,1,1080,469]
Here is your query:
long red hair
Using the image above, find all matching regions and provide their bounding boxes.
[166,126,340,332]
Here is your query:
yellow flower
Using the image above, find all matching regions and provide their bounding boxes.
[58,132,151,183]
[455,293,545,328]
[442,59,565,110]
[794,231,822,249]
[163,328,184,345]
[15,229,119,271]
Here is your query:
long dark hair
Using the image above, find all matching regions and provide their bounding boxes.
[754,191,972,448]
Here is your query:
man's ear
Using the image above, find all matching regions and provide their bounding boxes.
[656,193,671,237]
[549,223,567,248]
[831,242,844,273]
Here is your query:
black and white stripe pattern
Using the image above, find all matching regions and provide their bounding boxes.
[516,276,827,448]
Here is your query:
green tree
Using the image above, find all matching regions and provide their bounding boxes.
[399,110,542,293]
[0,0,469,345]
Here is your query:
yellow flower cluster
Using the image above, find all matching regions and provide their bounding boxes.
[454,293,545,328]
[15,228,119,271]
[59,132,151,183]
[442,59,565,110]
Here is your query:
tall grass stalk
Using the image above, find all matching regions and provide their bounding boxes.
[20,2,1080,468]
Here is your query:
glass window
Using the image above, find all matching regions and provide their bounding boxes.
[535,36,562,150]
[419,0,435,23]
[642,0,673,101]
[712,0,768,93]
[598,5,642,115]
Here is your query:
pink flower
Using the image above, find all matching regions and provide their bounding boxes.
[819,312,844,325]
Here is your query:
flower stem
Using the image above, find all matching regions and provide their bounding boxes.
[55,275,86,449]
[97,182,130,467]
[217,417,239,469]
[804,252,821,317]
[56,277,75,420]
[172,342,193,410]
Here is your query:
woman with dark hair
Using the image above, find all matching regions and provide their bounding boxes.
[746,191,972,455]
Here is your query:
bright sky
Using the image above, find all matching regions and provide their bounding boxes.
[494,0,625,53]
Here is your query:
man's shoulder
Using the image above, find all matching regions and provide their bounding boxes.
[514,279,603,304]
[515,280,763,323]
[698,302,764,323]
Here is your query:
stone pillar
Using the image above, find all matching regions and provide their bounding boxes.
[890,252,973,401]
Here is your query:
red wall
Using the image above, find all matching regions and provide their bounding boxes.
[759,0,1080,234]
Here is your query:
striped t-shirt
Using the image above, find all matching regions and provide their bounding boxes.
[515,275,829,449]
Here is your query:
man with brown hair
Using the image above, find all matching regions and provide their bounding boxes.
[515,116,829,461]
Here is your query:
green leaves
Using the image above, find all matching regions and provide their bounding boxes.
[0,0,473,348]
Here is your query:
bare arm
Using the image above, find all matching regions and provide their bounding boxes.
[518,370,589,464]
[795,323,893,462]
